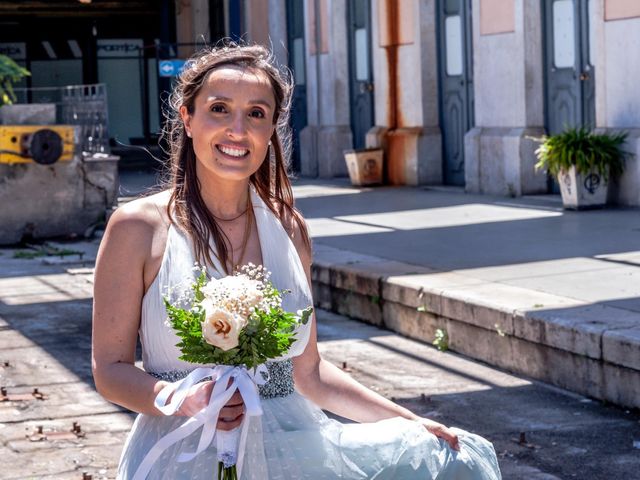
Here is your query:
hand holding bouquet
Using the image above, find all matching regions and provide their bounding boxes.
[133,264,312,480]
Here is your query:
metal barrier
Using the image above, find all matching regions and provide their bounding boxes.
[10,83,111,155]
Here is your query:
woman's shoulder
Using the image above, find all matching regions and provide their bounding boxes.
[103,190,172,250]
[109,190,171,229]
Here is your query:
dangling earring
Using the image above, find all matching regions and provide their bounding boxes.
[269,140,277,194]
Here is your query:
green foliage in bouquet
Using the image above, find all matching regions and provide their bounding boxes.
[534,126,629,180]
[164,271,313,369]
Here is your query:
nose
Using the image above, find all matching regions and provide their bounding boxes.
[226,111,247,138]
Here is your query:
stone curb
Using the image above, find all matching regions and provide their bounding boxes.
[311,244,640,409]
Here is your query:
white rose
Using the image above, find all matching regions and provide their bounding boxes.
[201,304,246,351]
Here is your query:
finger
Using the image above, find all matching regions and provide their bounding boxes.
[220,404,245,420]
[216,413,244,431]
[437,429,460,451]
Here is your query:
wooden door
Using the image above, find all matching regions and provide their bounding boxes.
[347,0,374,150]
[438,0,474,186]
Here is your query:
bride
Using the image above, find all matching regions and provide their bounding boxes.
[92,43,501,479]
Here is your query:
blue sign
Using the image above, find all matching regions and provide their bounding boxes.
[158,60,186,77]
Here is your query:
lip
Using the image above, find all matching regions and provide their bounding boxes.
[215,143,250,159]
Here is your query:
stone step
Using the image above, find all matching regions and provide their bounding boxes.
[311,244,640,409]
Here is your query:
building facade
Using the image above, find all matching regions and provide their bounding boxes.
[253,0,640,206]
[3,1,639,205]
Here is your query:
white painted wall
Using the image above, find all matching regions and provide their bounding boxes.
[304,0,350,127]
[602,17,640,127]
[419,0,439,127]
[474,0,522,127]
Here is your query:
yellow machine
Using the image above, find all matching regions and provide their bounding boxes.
[0,125,75,164]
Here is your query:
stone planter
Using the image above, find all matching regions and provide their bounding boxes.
[557,165,609,209]
[343,148,383,186]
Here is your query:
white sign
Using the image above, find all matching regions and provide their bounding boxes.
[97,39,143,58]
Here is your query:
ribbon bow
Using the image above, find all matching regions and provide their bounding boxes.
[132,364,268,480]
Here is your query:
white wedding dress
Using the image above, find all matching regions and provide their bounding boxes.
[116,188,502,479]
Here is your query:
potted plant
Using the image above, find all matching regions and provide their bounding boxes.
[534,127,629,209]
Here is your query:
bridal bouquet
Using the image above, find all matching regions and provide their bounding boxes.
[167,263,311,368]
[133,264,312,480]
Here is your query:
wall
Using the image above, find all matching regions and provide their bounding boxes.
[465,0,546,196]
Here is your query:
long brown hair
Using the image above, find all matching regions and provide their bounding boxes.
[163,43,310,273]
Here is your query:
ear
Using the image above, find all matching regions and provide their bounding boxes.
[179,105,192,138]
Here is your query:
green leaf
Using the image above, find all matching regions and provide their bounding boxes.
[533,126,632,180]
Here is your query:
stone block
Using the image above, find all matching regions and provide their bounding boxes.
[311,261,331,285]
[515,304,640,360]
[450,322,606,402]
[416,126,443,185]
[447,318,516,373]
[0,149,118,244]
[330,287,383,327]
[0,103,56,125]
[299,125,318,177]
[382,301,446,345]
[508,337,605,401]
[602,326,640,371]
[312,282,332,311]
[464,128,482,193]
[317,125,352,178]
[439,285,515,336]
[464,127,547,196]
[607,129,640,207]
[602,362,640,409]
[518,128,547,194]
[330,265,381,297]
[382,278,440,312]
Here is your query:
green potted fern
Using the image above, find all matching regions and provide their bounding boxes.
[534,127,629,209]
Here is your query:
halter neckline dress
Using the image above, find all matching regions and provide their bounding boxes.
[116,188,502,479]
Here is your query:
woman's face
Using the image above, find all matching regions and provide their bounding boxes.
[181,65,277,183]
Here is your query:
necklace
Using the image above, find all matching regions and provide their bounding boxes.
[211,207,248,222]
[211,195,250,222]
[231,202,252,272]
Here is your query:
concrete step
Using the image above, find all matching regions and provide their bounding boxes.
[311,243,640,409]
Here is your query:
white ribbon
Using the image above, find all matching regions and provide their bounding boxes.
[132,364,268,480]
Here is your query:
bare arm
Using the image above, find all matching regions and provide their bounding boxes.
[289,219,459,448]
[91,200,244,428]
[91,202,168,415]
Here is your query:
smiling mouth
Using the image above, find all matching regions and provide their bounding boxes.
[216,144,249,158]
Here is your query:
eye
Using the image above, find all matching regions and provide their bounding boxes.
[249,108,266,119]
[210,103,227,113]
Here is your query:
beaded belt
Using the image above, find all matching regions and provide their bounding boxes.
[148,359,295,399]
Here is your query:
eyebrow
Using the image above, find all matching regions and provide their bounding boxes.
[206,96,274,109]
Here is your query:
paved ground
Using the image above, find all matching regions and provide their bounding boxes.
[293,179,640,311]
[0,244,638,479]
[0,171,638,479]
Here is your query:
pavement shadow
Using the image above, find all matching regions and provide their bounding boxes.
[393,384,640,480]
[301,204,640,272]
[0,297,141,389]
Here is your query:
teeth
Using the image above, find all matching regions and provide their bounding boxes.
[218,145,248,157]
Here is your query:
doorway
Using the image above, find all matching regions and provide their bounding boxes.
[286,0,307,172]
[543,0,595,135]
[347,0,374,150]
[437,0,474,186]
